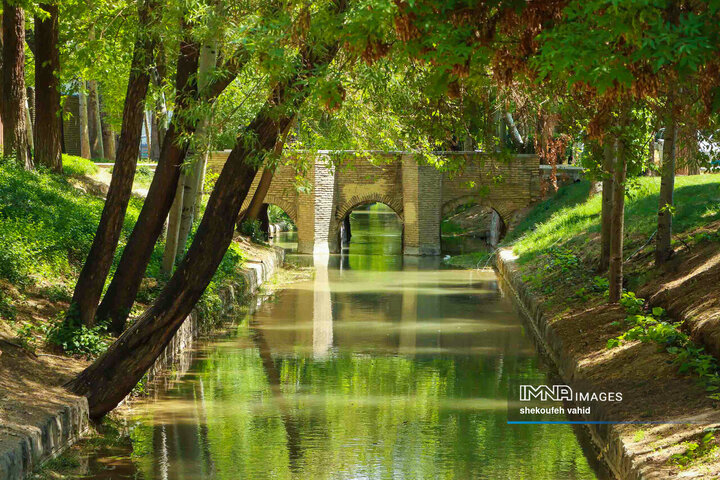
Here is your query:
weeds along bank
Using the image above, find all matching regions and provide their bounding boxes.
[446,175,720,477]
[0,155,282,480]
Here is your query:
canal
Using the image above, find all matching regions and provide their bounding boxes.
[80,204,599,479]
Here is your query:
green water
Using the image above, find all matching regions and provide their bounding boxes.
[81,205,599,479]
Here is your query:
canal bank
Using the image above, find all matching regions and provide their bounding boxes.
[486,176,720,479]
[0,242,284,480]
[495,249,639,480]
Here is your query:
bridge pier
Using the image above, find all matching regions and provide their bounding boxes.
[297,159,338,255]
[401,155,442,255]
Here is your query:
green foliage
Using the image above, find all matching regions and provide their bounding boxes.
[669,431,719,468]
[47,311,111,356]
[443,251,493,269]
[196,242,248,320]
[239,219,267,243]
[267,204,294,227]
[0,291,17,321]
[608,292,720,400]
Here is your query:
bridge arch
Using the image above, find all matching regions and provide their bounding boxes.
[262,195,298,227]
[335,193,404,223]
[330,194,404,253]
[441,195,515,228]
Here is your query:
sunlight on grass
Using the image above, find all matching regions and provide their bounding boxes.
[507,175,720,263]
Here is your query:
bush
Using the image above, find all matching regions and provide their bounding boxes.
[47,310,110,356]
[239,219,267,243]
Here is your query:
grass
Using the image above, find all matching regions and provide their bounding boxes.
[506,175,720,266]
[0,154,247,355]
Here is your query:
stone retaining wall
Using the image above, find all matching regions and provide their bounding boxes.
[0,246,284,480]
[495,249,642,480]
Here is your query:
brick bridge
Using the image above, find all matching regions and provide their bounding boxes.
[208,152,542,255]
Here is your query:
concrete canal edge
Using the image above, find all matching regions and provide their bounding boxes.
[495,248,642,480]
[0,246,285,480]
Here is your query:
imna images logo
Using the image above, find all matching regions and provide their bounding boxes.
[519,384,573,402]
[518,384,623,403]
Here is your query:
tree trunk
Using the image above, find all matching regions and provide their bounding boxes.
[88,80,105,159]
[150,113,161,161]
[175,41,219,257]
[34,3,62,172]
[656,105,677,265]
[244,168,274,222]
[78,85,91,159]
[100,96,117,161]
[163,175,185,275]
[25,90,34,155]
[96,47,249,335]
[242,121,294,224]
[504,111,524,152]
[608,124,628,304]
[68,0,158,327]
[143,112,151,159]
[2,3,32,169]
[66,22,343,418]
[599,138,615,272]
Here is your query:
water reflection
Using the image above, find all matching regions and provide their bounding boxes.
[80,206,598,480]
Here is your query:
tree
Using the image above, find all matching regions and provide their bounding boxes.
[97,44,250,334]
[175,40,220,258]
[88,79,105,159]
[67,0,348,418]
[656,96,677,265]
[68,0,159,326]
[100,98,117,161]
[2,1,32,169]
[599,138,614,271]
[77,85,91,159]
[242,122,295,225]
[34,2,63,172]
[608,112,628,303]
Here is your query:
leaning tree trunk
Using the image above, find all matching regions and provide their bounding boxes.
[243,120,294,224]
[608,125,628,303]
[68,109,297,418]
[68,0,158,326]
[96,31,204,333]
[599,138,615,272]
[244,168,274,223]
[2,3,32,169]
[656,103,677,265]
[66,23,344,418]
[34,3,62,172]
[97,47,249,335]
[78,85,91,159]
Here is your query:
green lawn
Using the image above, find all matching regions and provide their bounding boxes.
[0,155,247,353]
[508,175,720,266]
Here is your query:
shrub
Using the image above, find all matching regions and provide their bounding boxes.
[46,311,110,356]
[239,219,267,243]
